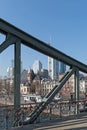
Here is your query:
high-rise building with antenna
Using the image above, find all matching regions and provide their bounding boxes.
[48,56,59,80]
[48,41,66,79]
[48,40,59,80]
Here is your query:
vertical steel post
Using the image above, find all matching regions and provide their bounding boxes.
[14,41,21,109]
[74,68,79,114]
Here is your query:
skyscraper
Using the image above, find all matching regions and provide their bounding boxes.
[7,67,14,78]
[33,60,42,74]
[48,56,59,80]
[59,62,66,74]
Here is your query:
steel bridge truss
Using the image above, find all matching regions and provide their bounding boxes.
[0,18,87,124]
[21,67,79,125]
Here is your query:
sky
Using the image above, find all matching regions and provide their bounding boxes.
[0,0,87,76]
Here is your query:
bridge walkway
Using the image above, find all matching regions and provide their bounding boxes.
[9,114,87,130]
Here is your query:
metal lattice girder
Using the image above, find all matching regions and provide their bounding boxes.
[0,18,87,73]
[21,67,76,125]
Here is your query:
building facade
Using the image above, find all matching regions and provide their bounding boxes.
[33,60,42,74]
[59,62,66,74]
[48,57,59,80]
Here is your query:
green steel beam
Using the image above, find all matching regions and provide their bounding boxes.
[0,33,21,109]
[14,41,21,109]
[74,68,79,114]
[0,18,87,73]
[0,34,20,53]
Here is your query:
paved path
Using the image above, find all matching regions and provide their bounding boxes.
[9,114,87,130]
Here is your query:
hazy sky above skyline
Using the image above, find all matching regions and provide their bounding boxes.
[0,0,87,76]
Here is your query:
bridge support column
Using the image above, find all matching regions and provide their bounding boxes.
[14,41,21,109]
[74,68,79,114]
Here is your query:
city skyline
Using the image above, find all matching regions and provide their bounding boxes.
[1,0,87,76]
[5,57,66,78]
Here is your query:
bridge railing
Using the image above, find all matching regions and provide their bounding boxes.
[0,100,87,130]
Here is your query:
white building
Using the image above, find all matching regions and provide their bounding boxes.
[79,79,86,93]
[48,57,59,80]
[33,60,42,74]
[7,67,14,78]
